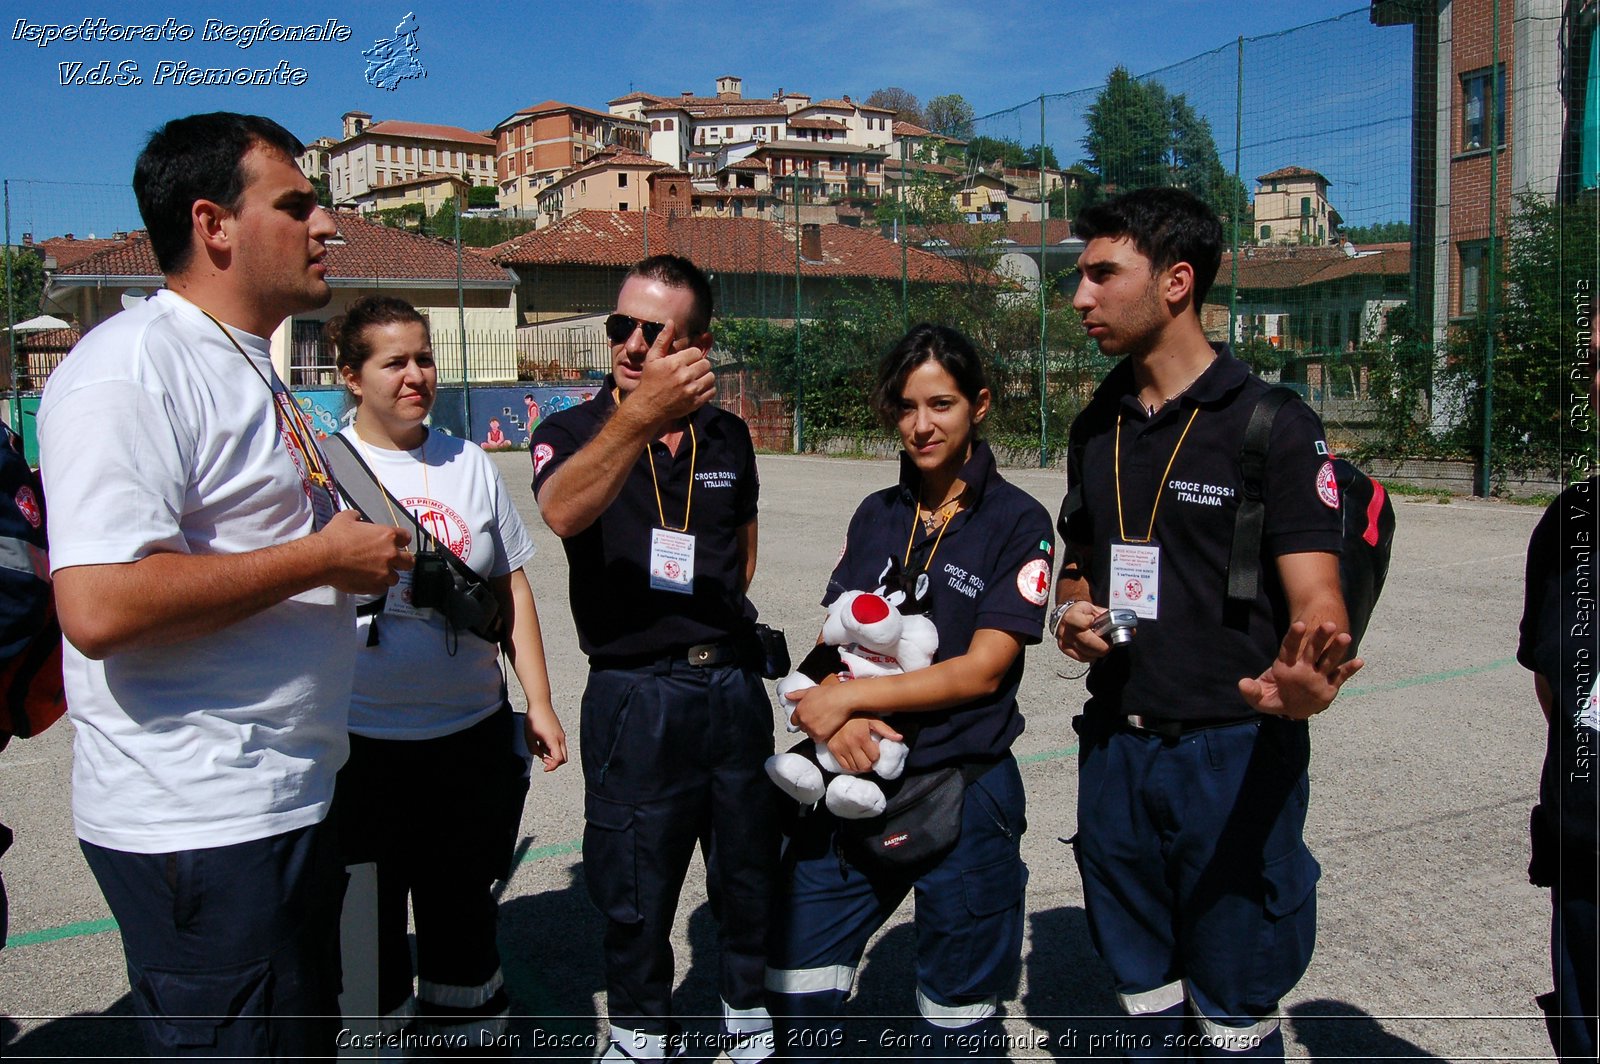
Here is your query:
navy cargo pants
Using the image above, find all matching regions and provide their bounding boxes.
[581,656,779,1059]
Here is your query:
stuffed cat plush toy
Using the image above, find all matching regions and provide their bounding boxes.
[766,557,937,818]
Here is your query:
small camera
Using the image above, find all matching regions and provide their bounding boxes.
[410,550,453,610]
[1090,608,1139,647]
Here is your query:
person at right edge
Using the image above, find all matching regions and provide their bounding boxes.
[1053,187,1364,1062]
[1519,338,1599,1063]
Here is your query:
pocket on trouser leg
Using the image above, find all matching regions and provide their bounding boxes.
[133,959,272,1055]
[1252,844,1319,1007]
[584,792,641,925]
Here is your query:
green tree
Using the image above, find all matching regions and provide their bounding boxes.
[2,248,45,328]
[1081,67,1247,222]
[467,184,498,209]
[1340,220,1411,244]
[1439,192,1599,481]
[866,87,922,126]
[925,94,975,140]
[310,174,332,208]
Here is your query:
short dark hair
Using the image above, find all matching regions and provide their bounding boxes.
[625,254,714,335]
[134,112,305,275]
[1073,187,1224,309]
[872,323,990,428]
[326,296,430,382]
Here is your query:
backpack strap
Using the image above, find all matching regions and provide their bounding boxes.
[321,432,487,593]
[1227,386,1299,607]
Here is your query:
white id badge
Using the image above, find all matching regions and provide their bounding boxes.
[1109,542,1160,619]
[385,568,431,619]
[649,528,696,594]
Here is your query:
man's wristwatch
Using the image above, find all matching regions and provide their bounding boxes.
[1049,601,1077,634]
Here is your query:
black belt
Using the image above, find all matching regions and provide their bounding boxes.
[1122,713,1255,739]
[589,639,747,672]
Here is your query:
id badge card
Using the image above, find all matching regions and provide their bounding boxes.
[385,569,431,619]
[649,528,696,594]
[1109,542,1160,619]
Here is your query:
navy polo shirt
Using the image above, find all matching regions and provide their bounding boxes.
[1519,478,1600,854]
[826,439,1053,770]
[531,377,759,660]
[1060,345,1343,721]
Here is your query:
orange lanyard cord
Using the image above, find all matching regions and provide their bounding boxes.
[646,423,697,533]
[1113,407,1199,544]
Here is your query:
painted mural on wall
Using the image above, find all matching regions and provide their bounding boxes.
[291,385,599,449]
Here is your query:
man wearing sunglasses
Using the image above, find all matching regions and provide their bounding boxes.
[531,255,777,1063]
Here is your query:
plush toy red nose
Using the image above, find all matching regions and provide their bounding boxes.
[852,594,891,625]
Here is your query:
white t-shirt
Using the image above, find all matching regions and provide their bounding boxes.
[38,290,356,854]
[341,426,536,740]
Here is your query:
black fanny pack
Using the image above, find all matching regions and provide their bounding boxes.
[840,761,993,871]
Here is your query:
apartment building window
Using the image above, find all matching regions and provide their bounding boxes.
[1462,65,1506,152]
[375,144,386,162]
[1459,241,1489,316]
[1260,224,1272,240]
[831,157,842,171]
[620,202,629,211]
[618,173,628,188]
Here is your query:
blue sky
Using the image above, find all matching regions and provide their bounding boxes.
[0,1,1402,239]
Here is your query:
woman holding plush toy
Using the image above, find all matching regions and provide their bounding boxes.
[767,323,1054,1060]
[326,296,567,1044]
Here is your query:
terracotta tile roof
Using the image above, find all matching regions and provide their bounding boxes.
[502,100,631,126]
[787,117,848,131]
[56,212,512,285]
[893,121,934,137]
[693,190,774,199]
[752,142,887,157]
[16,327,79,350]
[1218,244,1409,289]
[805,99,855,110]
[682,101,791,118]
[727,158,769,171]
[364,120,495,148]
[34,234,144,269]
[609,91,669,106]
[1256,165,1330,184]
[487,210,983,285]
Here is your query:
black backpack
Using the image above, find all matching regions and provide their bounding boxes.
[0,422,63,751]
[1226,387,1395,657]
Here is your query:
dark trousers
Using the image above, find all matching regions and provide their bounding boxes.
[1075,717,1318,1062]
[1545,864,1599,1063]
[337,704,528,1030]
[580,658,778,1040]
[81,819,345,1060]
[766,756,1028,1063]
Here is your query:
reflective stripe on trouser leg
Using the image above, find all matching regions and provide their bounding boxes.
[724,999,774,1063]
[601,1025,678,1062]
[1117,980,1184,1016]
[914,987,996,1030]
[765,965,857,997]
[1188,982,1284,1060]
[418,969,503,1009]
[913,987,1005,1060]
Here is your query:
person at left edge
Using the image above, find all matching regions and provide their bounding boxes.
[530,255,778,1062]
[329,296,568,1044]
[36,112,413,1058]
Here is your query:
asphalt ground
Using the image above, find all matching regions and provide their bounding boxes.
[0,450,1561,1061]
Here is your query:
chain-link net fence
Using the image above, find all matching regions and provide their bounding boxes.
[6,2,1595,491]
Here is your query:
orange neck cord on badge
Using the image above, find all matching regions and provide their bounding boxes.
[200,308,334,492]
[903,491,961,572]
[646,423,697,533]
[1113,408,1198,545]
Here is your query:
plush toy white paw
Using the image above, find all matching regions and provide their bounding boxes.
[765,752,825,805]
[825,775,888,819]
[774,671,816,728]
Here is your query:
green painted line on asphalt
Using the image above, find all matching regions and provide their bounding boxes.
[1017,745,1078,764]
[1337,657,1516,698]
[1,657,1522,951]
[5,916,118,948]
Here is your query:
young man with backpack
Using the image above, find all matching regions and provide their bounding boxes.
[1053,187,1365,1061]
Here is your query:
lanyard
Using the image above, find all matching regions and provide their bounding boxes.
[199,308,336,493]
[352,431,432,556]
[646,423,697,532]
[1113,407,1199,544]
[902,492,960,573]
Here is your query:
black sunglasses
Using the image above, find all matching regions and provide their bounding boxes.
[604,313,667,347]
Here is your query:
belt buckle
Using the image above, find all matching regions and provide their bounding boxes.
[1126,714,1182,739]
[688,644,715,666]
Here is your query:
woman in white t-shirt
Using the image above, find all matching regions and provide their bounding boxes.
[328,295,567,1042]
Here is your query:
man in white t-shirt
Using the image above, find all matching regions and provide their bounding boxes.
[37,112,412,1058]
